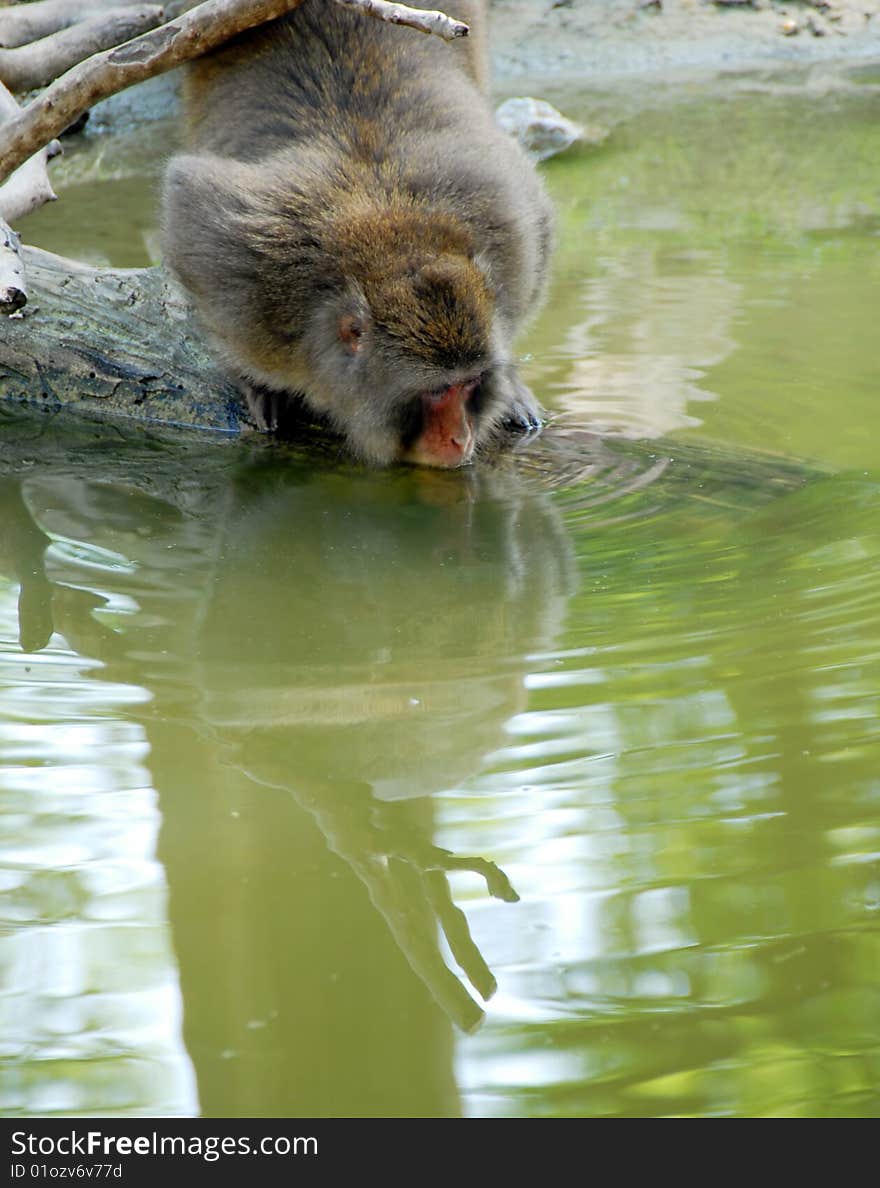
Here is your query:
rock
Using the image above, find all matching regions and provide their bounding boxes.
[495,97,591,162]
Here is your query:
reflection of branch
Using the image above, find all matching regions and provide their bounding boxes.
[373,833,518,1006]
[423,869,497,1002]
[314,800,519,1032]
[423,845,520,904]
[0,479,54,652]
[354,853,486,1033]
[240,762,517,1032]
[0,474,126,659]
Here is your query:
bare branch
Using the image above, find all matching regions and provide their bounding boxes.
[0,0,311,185]
[0,0,469,185]
[0,6,165,93]
[0,216,26,314]
[0,82,56,227]
[0,76,23,124]
[332,0,468,40]
[0,0,153,50]
[0,144,57,222]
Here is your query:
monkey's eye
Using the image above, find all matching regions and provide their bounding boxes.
[468,375,488,417]
[426,378,481,408]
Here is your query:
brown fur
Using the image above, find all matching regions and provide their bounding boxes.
[163,0,554,466]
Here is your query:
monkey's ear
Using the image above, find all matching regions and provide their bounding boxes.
[338,312,365,354]
[337,287,372,354]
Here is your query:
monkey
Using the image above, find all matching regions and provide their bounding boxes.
[162,0,554,469]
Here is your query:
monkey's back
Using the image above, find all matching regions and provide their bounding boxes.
[170,0,550,327]
[164,0,554,446]
[180,0,491,164]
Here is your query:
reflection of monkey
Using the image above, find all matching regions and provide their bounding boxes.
[14,454,572,1039]
[195,466,572,801]
[162,1,553,468]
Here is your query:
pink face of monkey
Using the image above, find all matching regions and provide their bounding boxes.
[404,379,479,469]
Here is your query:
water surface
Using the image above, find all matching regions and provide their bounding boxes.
[2,83,880,1118]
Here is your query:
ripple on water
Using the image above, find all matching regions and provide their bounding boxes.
[1,407,879,1117]
[0,580,196,1117]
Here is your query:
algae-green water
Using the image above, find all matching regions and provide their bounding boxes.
[2,86,879,1117]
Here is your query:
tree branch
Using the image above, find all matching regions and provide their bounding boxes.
[0,0,308,184]
[0,82,57,225]
[332,0,468,40]
[0,6,165,93]
[0,0,469,185]
[0,0,154,50]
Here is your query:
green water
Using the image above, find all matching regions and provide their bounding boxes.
[2,84,880,1117]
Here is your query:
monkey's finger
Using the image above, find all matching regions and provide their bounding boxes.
[502,398,544,431]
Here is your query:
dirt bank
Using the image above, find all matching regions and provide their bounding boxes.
[488,0,880,89]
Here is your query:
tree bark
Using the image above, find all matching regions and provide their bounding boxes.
[0,246,244,430]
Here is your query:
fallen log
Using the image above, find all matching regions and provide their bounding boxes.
[0,246,244,430]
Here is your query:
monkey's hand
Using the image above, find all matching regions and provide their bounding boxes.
[242,381,290,433]
[497,367,544,434]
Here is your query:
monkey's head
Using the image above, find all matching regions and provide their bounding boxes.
[163,160,541,468]
[300,212,512,469]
